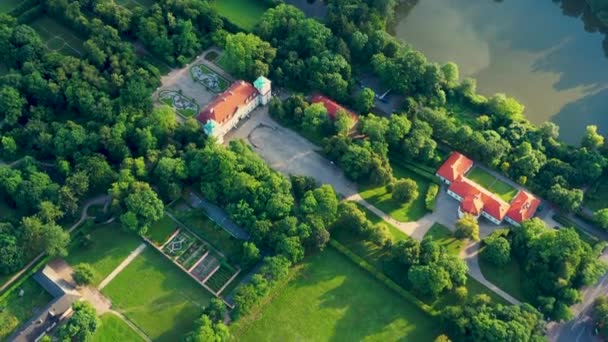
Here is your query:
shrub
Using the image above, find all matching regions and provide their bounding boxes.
[72,263,96,286]
[455,214,479,241]
[425,184,439,212]
[392,178,419,203]
[454,286,468,302]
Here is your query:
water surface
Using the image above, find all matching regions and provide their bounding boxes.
[394,0,608,144]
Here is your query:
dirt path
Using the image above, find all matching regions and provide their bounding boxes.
[98,243,147,290]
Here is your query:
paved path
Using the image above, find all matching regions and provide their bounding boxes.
[0,195,111,294]
[98,243,147,290]
[227,109,520,306]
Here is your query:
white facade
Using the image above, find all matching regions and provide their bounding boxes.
[447,188,502,225]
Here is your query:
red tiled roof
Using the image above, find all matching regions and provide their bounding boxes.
[436,152,474,183]
[449,176,510,221]
[461,194,484,216]
[311,94,358,122]
[506,191,540,223]
[197,81,258,124]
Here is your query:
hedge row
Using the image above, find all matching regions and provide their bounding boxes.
[0,255,50,301]
[425,184,439,212]
[329,239,438,317]
[390,155,441,185]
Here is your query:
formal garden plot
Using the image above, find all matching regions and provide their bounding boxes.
[158,90,199,117]
[162,230,196,258]
[204,263,237,293]
[176,239,205,268]
[466,167,518,202]
[30,16,85,57]
[191,254,220,282]
[190,64,230,93]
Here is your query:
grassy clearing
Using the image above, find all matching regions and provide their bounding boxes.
[66,222,142,285]
[359,163,430,222]
[466,167,518,202]
[91,313,145,342]
[0,0,23,13]
[102,248,212,341]
[585,176,608,211]
[211,0,269,32]
[478,255,526,303]
[146,215,178,246]
[29,15,85,57]
[0,278,53,341]
[354,202,409,241]
[231,248,440,341]
[423,223,463,257]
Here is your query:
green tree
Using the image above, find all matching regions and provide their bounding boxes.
[58,301,99,342]
[355,87,375,113]
[481,235,511,266]
[203,298,227,323]
[487,93,525,125]
[595,208,608,230]
[72,263,96,286]
[441,62,459,88]
[184,314,230,342]
[0,86,26,126]
[455,214,479,241]
[582,125,604,150]
[392,178,418,203]
[408,264,452,298]
[334,109,354,136]
[0,231,23,274]
[223,33,276,80]
[301,103,329,132]
[110,176,164,235]
[242,241,260,267]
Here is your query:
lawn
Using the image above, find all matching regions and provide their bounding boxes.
[231,248,440,341]
[359,163,430,222]
[146,215,178,246]
[585,175,608,211]
[66,222,142,286]
[91,313,145,342]
[466,167,518,202]
[215,54,230,71]
[102,248,213,341]
[29,15,85,57]
[0,0,23,13]
[354,202,409,241]
[479,255,526,303]
[0,278,53,341]
[423,223,463,257]
[211,0,269,32]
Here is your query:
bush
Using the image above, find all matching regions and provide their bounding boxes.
[425,184,439,212]
[392,178,419,204]
[72,263,96,286]
[455,214,479,241]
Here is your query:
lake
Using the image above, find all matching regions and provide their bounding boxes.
[393,0,608,144]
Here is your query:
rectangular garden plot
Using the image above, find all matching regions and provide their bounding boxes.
[205,263,238,294]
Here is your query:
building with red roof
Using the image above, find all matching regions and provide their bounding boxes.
[438,152,540,225]
[310,94,358,125]
[505,191,541,226]
[197,76,271,143]
[436,152,474,184]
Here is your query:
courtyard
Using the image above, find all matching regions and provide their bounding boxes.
[155,52,232,120]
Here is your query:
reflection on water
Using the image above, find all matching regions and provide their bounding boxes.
[394,0,608,144]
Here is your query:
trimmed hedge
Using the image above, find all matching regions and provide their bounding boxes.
[389,155,441,185]
[0,255,50,301]
[329,239,438,317]
[425,184,439,212]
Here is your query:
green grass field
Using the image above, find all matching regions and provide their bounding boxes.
[0,278,53,341]
[211,0,269,31]
[0,0,23,13]
[359,163,430,222]
[66,222,142,285]
[478,255,526,303]
[102,248,212,341]
[146,215,178,246]
[231,248,440,341]
[29,15,85,57]
[466,167,518,202]
[91,313,145,342]
[585,176,608,211]
[354,202,409,241]
[423,223,463,257]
